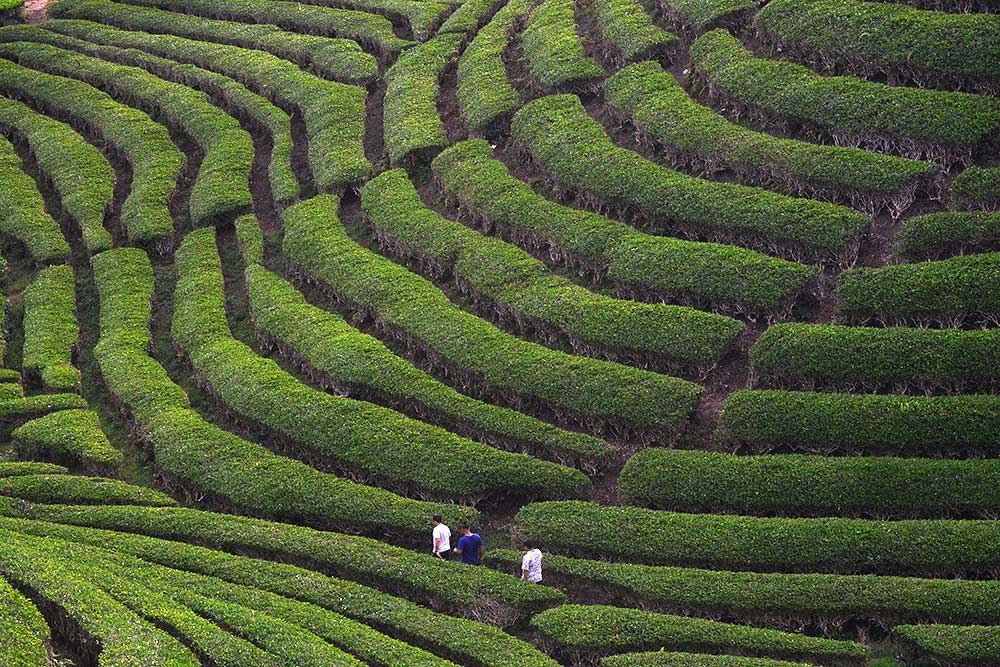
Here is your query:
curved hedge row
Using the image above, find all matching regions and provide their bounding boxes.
[836,252,1000,323]
[953,165,1000,208]
[98,0,414,54]
[658,0,754,32]
[245,264,610,468]
[13,409,121,467]
[893,624,1000,664]
[173,227,590,500]
[595,0,677,64]
[363,169,742,365]
[432,139,817,312]
[486,548,1000,627]
[0,462,67,477]
[0,96,113,254]
[0,574,49,667]
[619,448,1000,517]
[750,322,1000,388]
[289,0,450,41]
[756,0,1000,88]
[0,392,87,424]
[522,0,604,91]
[899,211,1000,257]
[0,134,70,264]
[383,33,462,165]
[0,474,176,507]
[515,500,1000,574]
[602,653,811,667]
[0,55,180,246]
[44,18,298,206]
[3,517,563,667]
[0,34,253,227]
[604,61,938,210]
[92,247,478,538]
[531,604,866,664]
[22,265,80,392]
[716,389,1000,455]
[38,15,368,194]
[511,94,870,255]
[283,195,703,431]
[49,0,378,84]
[438,0,501,35]
[690,29,1000,154]
[0,499,565,624]
[457,0,532,132]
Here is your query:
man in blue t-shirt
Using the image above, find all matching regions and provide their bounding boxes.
[453,523,484,565]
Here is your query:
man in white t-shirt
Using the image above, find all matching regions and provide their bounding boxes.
[432,514,452,560]
[520,540,542,583]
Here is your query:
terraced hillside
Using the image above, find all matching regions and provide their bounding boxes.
[0,0,997,664]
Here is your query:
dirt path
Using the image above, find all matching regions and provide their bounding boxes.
[23,0,54,23]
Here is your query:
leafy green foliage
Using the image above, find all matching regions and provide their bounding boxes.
[690,29,1000,149]
[893,624,1000,663]
[898,211,1000,257]
[0,574,49,667]
[531,604,866,663]
[602,653,812,667]
[511,94,870,254]
[283,195,703,429]
[0,462,68,476]
[515,500,1000,574]
[438,0,501,34]
[432,139,816,311]
[0,473,176,506]
[952,166,1000,207]
[660,0,753,31]
[13,409,122,467]
[717,389,1000,455]
[22,265,80,392]
[0,134,69,263]
[595,0,677,63]
[522,0,604,90]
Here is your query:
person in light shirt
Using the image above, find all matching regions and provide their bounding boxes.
[431,514,452,560]
[520,540,542,583]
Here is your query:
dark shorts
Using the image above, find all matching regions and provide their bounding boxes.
[436,549,452,560]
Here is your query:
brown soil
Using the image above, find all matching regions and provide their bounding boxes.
[23,0,53,23]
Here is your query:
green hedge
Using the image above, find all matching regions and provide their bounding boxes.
[511,94,870,254]
[234,215,264,266]
[716,389,1000,455]
[756,0,1000,87]
[0,96,113,253]
[953,166,1000,207]
[893,624,1000,664]
[95,0,414,54]
[0,33,253,226]
[45,18,298,205]
[531,604,866,664]
[383,33,461,165]
[92,247,478,538]
[602,653,812,667]
[0,393,88,423]
[49,0,377,84]
[619,447,1000,516]
[245,264,610,466]
[487,549,1000,627]
[0,56,180,245]
[0,474,176,506]
[437,0,501,34]
[0,574,49,667]
[0,462,67,476]
[596,0,676,63]
[690,29,1000,151]
[432,139,816,311]
[173,227,590,500]
[3,518,563,667]
[273,0,450,41]
[899,211,1000,256]
[750,322,1000,388]
[0,499,565,622]
[457,0,531,131]
[659,0,754,31]
[522,0,603,90]
[364,169,742,364]
[22,265,80,392]
[836,252,1000,322]
[284,195,703,430]
[0,538,201,667]
[604,61,937,202]
[0,134,69,263]
[13,409,122,467]
[515,500,1000,574]
[38,14,368,193]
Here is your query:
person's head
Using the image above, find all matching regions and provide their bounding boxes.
[521,539,536,552]
[432,514,443,526]
[460,522,472,535]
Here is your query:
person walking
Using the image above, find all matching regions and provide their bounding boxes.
[520,540,542,582]
[432,514,452,560]
[453,523,484,566]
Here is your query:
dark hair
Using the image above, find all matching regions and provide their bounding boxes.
[459,522,470,530]
[432,514,443,523]
[523,539,536,549]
